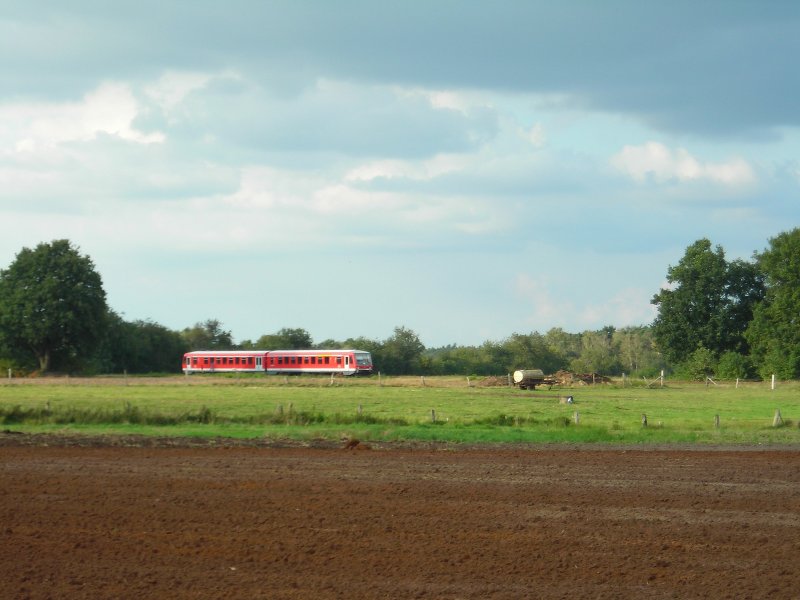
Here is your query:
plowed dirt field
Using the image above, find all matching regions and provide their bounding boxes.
[2,435,799,599]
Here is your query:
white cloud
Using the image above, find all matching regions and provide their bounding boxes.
[343,154,470,183]
[515,274,566,326]
[2,82,164,154]
[579,287,658,327]
[610,141,756,186]
[526,123,547,147]
[144,71,215,113]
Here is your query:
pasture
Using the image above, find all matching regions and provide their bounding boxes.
[2,375,799,445]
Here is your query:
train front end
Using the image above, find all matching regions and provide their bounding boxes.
[353,351,374,375]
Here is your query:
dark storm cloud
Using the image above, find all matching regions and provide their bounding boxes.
[3,1,799,139]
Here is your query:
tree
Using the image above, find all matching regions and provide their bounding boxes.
[613,326,663,377]
[181,319,235,350]
[380,326,425,375]
[683,345,717,381]
[570,328,622,375]
[102,316,188,374]
[256,327,313,349]
[651,239,764,364]
[0,240,108,372]
[504,332,564,374]
[745,228,800,379]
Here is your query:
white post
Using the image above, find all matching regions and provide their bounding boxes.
[771,374,776,390]
[7,368,10,380]
[735,378,739,389]
[660,370,664,388]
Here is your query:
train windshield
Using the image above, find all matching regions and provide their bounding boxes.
[355,352,372,366]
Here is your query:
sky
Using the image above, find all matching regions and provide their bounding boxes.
[1,1,799,348]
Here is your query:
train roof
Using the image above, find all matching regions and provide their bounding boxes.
[184,349,371,355]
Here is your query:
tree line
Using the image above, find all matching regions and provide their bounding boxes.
[0,230,798,379]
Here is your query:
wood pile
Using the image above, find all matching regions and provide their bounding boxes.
[552,370,610,385]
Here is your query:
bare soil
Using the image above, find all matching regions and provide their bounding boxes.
[2,433,800,599]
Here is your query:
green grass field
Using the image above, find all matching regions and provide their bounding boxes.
[1,375,799,445]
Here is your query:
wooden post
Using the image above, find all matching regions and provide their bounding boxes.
[330,372,335,386]
[7,368,11,380]
[641,413,648,427]
[357,404,363,417]
[431,409,436,423]
[276,404,284,417]
[735,378,739,389]
[421,376,426,387]
[466,377,471,388]
[773,409,783,427]
[622,373,626,387]
[714,414,720,429]
[378,372,382,387]
[573,411,580,425]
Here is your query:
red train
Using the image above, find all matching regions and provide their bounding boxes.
[182,349,373,376]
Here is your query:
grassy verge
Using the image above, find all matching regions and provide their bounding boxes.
[1,375,800,445]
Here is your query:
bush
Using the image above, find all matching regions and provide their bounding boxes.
[716,351,753,380]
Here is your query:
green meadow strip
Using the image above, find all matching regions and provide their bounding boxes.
[1,376,800,444]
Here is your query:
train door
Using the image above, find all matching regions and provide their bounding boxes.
[344,355,350,373]
[256,356,262,371]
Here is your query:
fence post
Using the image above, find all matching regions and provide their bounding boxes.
[771,374,776,391]
[773,409,783,427]
[573,411,580,425]
[431,409,436,423]
[641,413,648,427]
[714,414,720,429]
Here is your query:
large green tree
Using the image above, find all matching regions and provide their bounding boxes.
[745,228,800,379]
[651,239,764,365]
[0,240,108,372]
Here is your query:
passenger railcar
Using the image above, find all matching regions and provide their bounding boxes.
[182,349,373,376]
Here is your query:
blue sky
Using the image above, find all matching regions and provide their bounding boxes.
[1,1,798,347]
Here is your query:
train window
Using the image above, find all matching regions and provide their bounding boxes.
[324,357,330,365]
[304,357,309,364]
[336,356,342,364]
